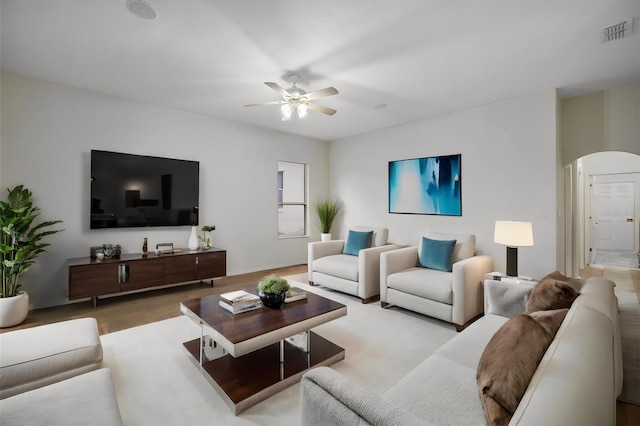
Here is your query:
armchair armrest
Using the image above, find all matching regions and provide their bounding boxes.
[359,244,403,300]
[381,247,418,276]
[308,240,346,283]
[451,255,493,326]
[300,367,429,426]
[380,247,418,302]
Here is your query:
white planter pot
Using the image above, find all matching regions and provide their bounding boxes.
[188,226,199,250]
[321,233,332,242]
[0,291,29,328]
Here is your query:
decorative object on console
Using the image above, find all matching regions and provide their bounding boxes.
[493,221,533,277]
[156,243,174,255]
[0,185,64,327]
[188,226,199,250]
[200,225,215,249]
[141,238,148,255]
[314,197,342,241]
[257,275,290,309]
[388,154,461,216]
[100,244,121,259]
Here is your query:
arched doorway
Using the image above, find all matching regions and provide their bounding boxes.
[565,151,640,276]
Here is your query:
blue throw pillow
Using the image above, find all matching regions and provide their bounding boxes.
[343,230,374,256]
[418,237,457,272]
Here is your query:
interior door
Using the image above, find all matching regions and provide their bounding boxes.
[591,179,635,251]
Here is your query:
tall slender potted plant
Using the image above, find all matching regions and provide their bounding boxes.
[314,197,343,241]
[0,185,63,327]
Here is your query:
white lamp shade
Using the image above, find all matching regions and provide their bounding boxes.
[494,221,534,247]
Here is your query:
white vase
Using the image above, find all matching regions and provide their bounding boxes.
[0,291,29,328]
[321,233,332,242]
[188,226,199,250]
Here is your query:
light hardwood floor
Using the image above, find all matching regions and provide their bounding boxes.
[2,263,638,424]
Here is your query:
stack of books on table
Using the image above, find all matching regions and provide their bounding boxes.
[285,289,307,303]
[219,290,262,314]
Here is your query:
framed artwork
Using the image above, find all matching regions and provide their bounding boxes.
[388,154,461,216]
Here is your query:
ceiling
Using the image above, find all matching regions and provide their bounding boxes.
[2,1,639,142]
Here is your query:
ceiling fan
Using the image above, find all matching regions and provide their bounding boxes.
[245,74,338,121]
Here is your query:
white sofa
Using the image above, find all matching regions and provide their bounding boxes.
[0,318,122,425]
[380,231,493,330]
[308,226,402,303]
[301,276,622,425]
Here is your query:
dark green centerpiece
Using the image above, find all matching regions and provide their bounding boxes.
[257,275,290,309]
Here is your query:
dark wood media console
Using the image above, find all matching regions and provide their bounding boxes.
[68,248,226,306]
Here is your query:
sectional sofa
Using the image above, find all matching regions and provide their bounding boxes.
[0,318,122,425]
[301,275,622,425]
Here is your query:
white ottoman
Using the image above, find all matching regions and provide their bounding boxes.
[0,317,103,399]
[0,368,122,426]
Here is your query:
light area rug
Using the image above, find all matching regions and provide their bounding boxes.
[603,266,640,405]
[584,265,640,405]
[100,275,457,425]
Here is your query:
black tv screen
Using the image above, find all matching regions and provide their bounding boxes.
[90,150,199,229]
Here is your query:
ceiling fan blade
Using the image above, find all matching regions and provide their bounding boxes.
[304,87,338,101]
[306,102,337,116]
[244,100,287,107]
[265,82,291,98]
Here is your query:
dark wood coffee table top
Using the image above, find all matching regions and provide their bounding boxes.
[180,287,346,357]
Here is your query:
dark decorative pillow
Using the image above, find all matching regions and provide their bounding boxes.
[342,230,373,256]
[477,309,568,425]
[539,270,585,293]
[525,277,579,313]
[417,236,457,272]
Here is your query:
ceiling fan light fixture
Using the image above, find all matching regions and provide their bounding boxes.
[297,103,308,119]
[281,104,293,121]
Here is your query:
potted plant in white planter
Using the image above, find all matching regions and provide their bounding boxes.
[257,275,290,309]
[200,225,216,249]
[314,197,342,241]
[0,185,63,327]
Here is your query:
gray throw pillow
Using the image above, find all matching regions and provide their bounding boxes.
[485,281,533,318]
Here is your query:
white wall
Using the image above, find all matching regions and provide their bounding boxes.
[329,90,559,279]
[1,72,329,309]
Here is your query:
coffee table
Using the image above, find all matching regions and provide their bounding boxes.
[179,287,347,414]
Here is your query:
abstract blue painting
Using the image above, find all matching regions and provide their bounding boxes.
[388,154,461,215]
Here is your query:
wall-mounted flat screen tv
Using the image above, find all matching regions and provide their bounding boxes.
[90,150,199,229]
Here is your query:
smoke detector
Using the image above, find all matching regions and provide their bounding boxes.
[126,0,158,20]
[601,18,633,42]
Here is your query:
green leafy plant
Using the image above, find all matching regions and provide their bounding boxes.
[201,225,216,232]
[0,185,63,298]
[257,275,290,295]
[314,197,343,234]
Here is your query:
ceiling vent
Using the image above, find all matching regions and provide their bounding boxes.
[601,18,633,42]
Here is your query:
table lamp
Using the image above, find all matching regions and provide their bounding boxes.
[494,221,534,277]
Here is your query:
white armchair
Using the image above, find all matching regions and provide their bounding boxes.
[380,231,493,331]
[308,226,401,303]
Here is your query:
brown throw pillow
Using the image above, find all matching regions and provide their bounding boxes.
[476,309,568,426]
[525,277,579,313]
[539,270,585,293]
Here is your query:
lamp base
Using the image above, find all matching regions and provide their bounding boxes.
[506,246,518,277]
